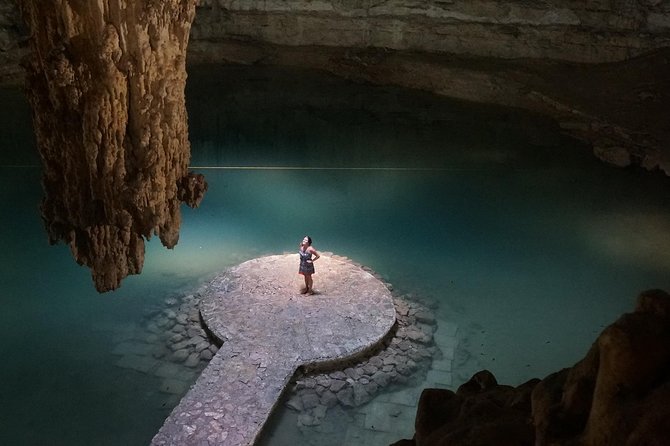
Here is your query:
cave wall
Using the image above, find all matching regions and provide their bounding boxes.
[189,0,670,64]
[3,0,669,80]
[0,1,23,83]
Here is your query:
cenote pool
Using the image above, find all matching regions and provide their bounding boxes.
[1,65,669,445]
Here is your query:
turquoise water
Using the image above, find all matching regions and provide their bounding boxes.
[1,66,669,445]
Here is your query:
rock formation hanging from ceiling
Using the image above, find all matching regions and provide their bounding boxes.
[18,0,207,292]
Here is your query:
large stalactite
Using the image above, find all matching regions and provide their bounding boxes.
[19,0,207,292]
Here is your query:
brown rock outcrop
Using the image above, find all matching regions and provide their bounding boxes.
[395,289,670,445]
[19,0,206,292]
[533,288,670,446]
[410,371,538,446]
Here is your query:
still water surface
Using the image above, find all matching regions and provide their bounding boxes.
[1,66,669,445]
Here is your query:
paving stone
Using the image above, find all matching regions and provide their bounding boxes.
[362,364,378,375]
[320,390,338,408]
[169,339,192,352]
[315,384,327,396]
[170,349,189,363]
[184,352,201,368]
[363,381,379,396]
[302,392,321,409]
[312,404,327,420]
[187,327,206,338]
[371,371,391,387]
[368,356,383,368]
[329,371,347,380]
[383,355,399,366]
[316,375,332,388]
[330,379,347,393]
[336,387,355,407]
[344,368,358,379]
[303,378,317,389]
[298,413,319,427]
[353,383,371,406]
[171,324,186,334]
[169,333,184,344]
[286,395,303,411]
[396,363,412,376]
[194,341,210,353]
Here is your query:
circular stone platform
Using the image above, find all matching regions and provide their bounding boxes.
[152,253,396,446]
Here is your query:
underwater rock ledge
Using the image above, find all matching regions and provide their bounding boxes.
[392,289,670,446]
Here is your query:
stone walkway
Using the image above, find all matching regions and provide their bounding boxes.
[151,253,397,445]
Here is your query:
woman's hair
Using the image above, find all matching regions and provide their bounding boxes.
[304,236,312,246]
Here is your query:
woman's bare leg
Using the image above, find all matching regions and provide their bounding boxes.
[306,275,314,294]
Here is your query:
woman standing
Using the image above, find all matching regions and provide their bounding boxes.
[299,236,320,295]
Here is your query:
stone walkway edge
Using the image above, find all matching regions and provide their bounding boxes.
[152,253,397,446]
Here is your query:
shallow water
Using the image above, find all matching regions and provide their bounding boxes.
[1,66,669,445]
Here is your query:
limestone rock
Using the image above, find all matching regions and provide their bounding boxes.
[396,289,670,446]
[593,145,632,168]
[336,387,354,407]
[411,372,537,446]
[286,395,303,412]
[190,1,669,64]
[18,0,207,292]
[184,352,201,368]
[170,349,190,363]
[320,390,338,408]
[532,288,670,446]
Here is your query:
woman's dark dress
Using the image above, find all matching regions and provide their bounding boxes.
[299,249,315,275]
